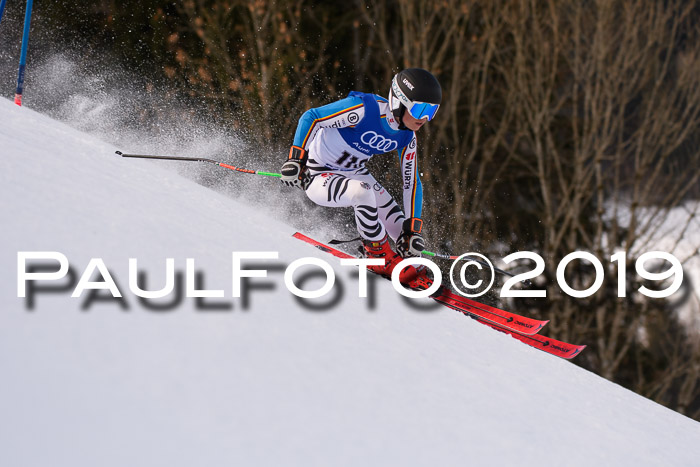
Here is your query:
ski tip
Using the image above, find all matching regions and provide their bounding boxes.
[115,150,123,156]
[564,344,587,359]
[533,319,550,333]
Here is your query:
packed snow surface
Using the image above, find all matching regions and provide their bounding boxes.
[1,97,699,466]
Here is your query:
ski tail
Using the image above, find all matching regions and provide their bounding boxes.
[293,232,354,259]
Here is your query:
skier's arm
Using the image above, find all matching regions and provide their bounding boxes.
[292,96,365,150]
[397,135,425,257]
[399,135,422,220]
[282,96,365,189]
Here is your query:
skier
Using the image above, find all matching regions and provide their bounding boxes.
[280,68,442,288]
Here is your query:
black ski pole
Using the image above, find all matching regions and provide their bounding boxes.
[115,151,281,178]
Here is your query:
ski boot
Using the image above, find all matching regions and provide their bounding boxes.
[403,266,433,291]
[362,235,428,286]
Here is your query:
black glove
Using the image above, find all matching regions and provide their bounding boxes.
[396,217,425,258]
[281,145,310,190]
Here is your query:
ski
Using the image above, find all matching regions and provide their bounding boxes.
[293,232,585,359]
[294,232,357,260]
[293,231,543,333]
[431,287,548,335]
[427,287,584,358]
[476,319,586,359]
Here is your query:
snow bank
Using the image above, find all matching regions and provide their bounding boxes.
[1,98,699,466]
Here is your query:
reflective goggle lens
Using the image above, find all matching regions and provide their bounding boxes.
[408,102,439,121]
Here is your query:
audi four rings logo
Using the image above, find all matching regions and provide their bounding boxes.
[360,131,398,152]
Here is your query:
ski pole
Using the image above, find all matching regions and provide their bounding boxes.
[329,237,531,286]
[14,0,34,106]
[0,0,8,25]
[115,151,281,178]
[420,250,458,260]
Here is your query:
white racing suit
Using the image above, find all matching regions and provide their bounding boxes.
[292,91,422,242]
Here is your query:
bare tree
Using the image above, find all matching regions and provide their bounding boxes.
[495,0,700,409]
[356,1,523,248]
[168,0,337,145]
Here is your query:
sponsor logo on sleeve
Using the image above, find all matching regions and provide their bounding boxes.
[403,158,414,189]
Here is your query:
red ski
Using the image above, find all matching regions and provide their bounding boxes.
[292,232,585,359]
[294,232,356,260]
[427,287,584,359]
[476,320,586,359]
[431,287,548,335]
[293,232,542,329]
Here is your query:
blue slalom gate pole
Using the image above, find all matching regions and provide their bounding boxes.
[0,0,8,25]
[14,0,34,106]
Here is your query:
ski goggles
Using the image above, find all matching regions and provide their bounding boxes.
[407,101,440,121]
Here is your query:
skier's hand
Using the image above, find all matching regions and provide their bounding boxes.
[281,146,310,190]
[281,160,310,189]
[397,217,425,258]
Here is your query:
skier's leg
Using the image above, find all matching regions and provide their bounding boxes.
[305,172,386,241]
[370,181,406,242]
[305,171,422,284]
[354,176,429,287]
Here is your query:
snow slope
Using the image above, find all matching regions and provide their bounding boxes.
[1,97,699,466]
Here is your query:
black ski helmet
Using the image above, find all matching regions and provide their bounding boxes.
[388,68,442,129]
